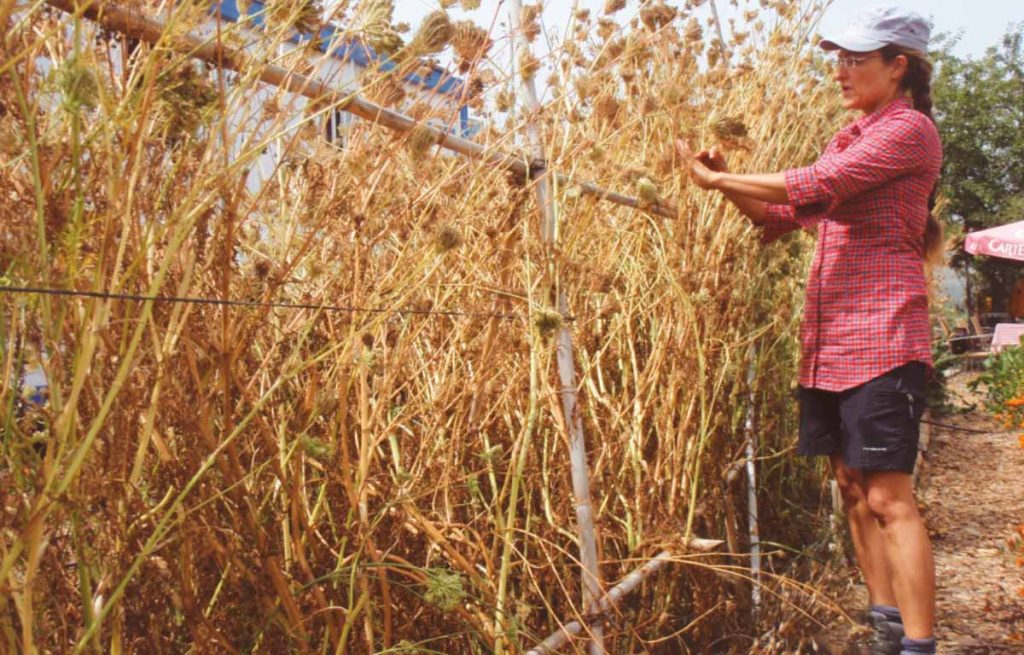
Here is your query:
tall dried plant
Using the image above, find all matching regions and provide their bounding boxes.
[0,0,850,652]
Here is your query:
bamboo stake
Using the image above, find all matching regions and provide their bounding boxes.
[507,1,603,653]
[524,539,724,655]
[41,0,676,218]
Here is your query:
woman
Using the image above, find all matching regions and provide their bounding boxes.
[678,7,942,655]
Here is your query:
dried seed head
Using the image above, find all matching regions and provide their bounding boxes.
[684,17,703,42]
[356,0,403,54]
[407,124,439,161]
[573,75,600,101]
[597,18,617,41]
[518,51,541,80]
[639,2,677,30]
[711,116,755,151]
[593,94,620,123]
[434,224,463,253]
[636,176,659,205]
[603,0,626,14]
[266,0,323,35]
[534,308,563,338]
[301,436,335,462]
[424,568,465,612]
[640,94,658,115]
[769,29,794,47]
[451,20,492,65]
[59,57,100,111]
[589,272,616,293]
[520,4,542,42]
[253,260,271,279]
[495,87,515,112]
[407,10,454,57]
[711,116,748,140]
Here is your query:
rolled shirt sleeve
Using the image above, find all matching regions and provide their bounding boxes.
[784,112,937,216]
[757,203,802,244]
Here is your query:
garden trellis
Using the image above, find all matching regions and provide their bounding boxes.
[1,0,844,652]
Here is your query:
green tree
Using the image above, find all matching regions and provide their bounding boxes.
[933,24,1024,313]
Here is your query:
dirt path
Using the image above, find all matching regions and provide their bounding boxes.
[916,373,1024,653]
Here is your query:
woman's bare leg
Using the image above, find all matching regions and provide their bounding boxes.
[830,455,898,607]
[864,471,936,640]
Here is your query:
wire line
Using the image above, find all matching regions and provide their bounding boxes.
[0,285,523,321]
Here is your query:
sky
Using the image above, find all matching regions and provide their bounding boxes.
[391,0,1024,60]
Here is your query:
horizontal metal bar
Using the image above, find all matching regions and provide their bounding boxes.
[44,0,677,219]
[525,538,724,655]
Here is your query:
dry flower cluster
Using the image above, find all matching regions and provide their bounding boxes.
[0,0,849,652]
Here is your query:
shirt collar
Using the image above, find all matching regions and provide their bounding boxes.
[846,96,913,136]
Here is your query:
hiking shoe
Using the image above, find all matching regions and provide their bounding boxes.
[866,609,905,655]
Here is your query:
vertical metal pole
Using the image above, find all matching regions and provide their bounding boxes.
[507,2,604,652]
[743,345,761,615]
[708,0,730,65]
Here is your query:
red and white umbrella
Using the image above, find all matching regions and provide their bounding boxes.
[964,220,1024,261]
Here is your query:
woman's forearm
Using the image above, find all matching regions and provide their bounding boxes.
[712,172,789,204]
[719,188,768,223]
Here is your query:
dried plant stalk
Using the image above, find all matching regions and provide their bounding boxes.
[0,0,845,653]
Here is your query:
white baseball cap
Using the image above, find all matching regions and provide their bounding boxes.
[819,6,931,53]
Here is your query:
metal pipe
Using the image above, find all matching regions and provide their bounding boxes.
[507,1,604,652]
[743,346,761,615]
[524,539,724,655]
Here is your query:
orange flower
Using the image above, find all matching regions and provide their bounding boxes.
[1019,434,1024,449]
[1007,398,1024,407]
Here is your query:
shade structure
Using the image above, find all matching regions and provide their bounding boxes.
[964,220,1024,261]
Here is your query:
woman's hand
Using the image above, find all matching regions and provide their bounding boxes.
[696,146,728,173]
[676,139,721,190]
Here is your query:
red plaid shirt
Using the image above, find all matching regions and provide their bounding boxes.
[760,98,942,392]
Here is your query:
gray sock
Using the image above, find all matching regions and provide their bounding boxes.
[900,636,936,654]
[870,604,903,624]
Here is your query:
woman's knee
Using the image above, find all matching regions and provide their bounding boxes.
[865,474,918,525]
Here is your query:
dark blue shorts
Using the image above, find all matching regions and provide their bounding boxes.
[798,361,928,473]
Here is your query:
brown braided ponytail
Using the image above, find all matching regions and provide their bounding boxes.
[881,45,943,265]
